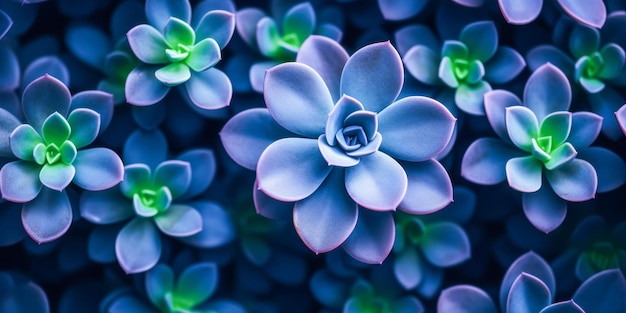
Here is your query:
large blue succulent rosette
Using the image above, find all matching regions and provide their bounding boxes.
[461,63,626,233]
[0,75,123,244]
[221,35,456,264]
[124,0,235,110]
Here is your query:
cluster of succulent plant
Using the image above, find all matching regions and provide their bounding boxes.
[0,0,625,312]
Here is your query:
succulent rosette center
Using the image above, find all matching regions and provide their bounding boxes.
[318,95,382,167]
[439,41,485,88]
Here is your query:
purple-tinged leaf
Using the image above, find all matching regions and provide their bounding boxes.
[39,163,75,191]
[294,168,357,253]
[523,63,571,121]
[0,161,41,203]
[540,300,584,313]
[394,24,440,55]
[249,60,277,93]
[186,38,220,72]
[345,151,407,211]
[523,185,568,233]
[399,159,453,215]
[506,156,542,193]
[438,285,497,313]
[70,90,114,133]
[485,90,523,141]
[67,108,100,149]
[257,137,331,202]
[253,180,293,220]
[500,251,555,311]
[498,0,542,25]
[116,217,161,274]
[526,45,574,78]
[10,124,42,161]
[578,147,625,193]
[460,21,498,61]
[461,138,523,185]
[145,0,191,32]
[235,8,265,48]
[22,188,72,244]
[183,68,232,110]
[125,66,170,106]
[22,57,70,91]
[195,10,235,49]
[22,75,71,132]
[588,86,625,141]
[179,200,235,248]
[80,189,133,224]
[0,108,20,158]
[123,129,167,169]
[379,96,455,161]
[126,25,168,64]
[153,160,191,199]
[506,273,552,313]
[377,0,428,21]
[455,81,492,116]
[545,158,597,202]
[154,204,201,237]
[558,0,606,29]
[264,62,333,137]
[485,47,525,84]
[296,35,349,102]
[0,44,19,91]
[403,45,441,86]
[0,10,12,40]
[506,106,539,152]
[453,0,486,7]
[318,136,359,167]
[343,208,394,264]
[421,222,471,267]
[573,269,626,313]
[394,248,423,289]
[73,148,124,191]
[341,41,403,112]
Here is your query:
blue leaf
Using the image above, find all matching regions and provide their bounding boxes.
[342,208,394,264]
[115,217,161,274]
[506,273,552,313]
[73,148,124,191]
[22,188,72,244]
[437,285,497,313]
[573,269,626,313]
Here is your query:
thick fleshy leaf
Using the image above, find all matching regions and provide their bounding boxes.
[506,106,539,152]
[378,96,455,161]
[22,75,71,132]
[73,148,124,191]
[438,285,497,313]
[220,108,294,170]
[80,189,133,224]
[573,269,626,313]
[498,0,542,24]
[345,151,407,211]
[70,90,114,133]
[506,273,552,313]
[578,147,625,193]
[154,204,202,237]
[183,68,232,110]
[65,25,111,69]
[256,17,284,59]
[568,112,602,149]
[294,168,358,253]
[506,156,543,193]
[394,24,440,55]
[522,185,568,233]
[524,64,571,121]
[67,108,100,149]
[145,264,174,307]
[598,44,625,80]
[186,38,220,72]
[145,0,191,32]
[22,56,70,95]
[341,41,403,112]
[249,60,277,93]
[163,17,194,48]
[257,137,331,202]
[195,10,235,48]
[439,57,459,88]
[403,46,441,86]
[176,149,215,199]
[123,129,167,169]
[500,251,556,311]
[325,95,363,147]
[421,222,471,267]
[296,35,349,102]
[558,0,606,29]
[342,209,394,264]
[155,63,190,87]
[253,180,293,220]
[485,47,525,84]
[525,45,575,78]
[579,76,604,93]
[127,25,168,64]
[10,124,42,161]
[455,81,492,115]
[0,44,19,91]
[0,161,41,202]
[485,90,523,140]
[40,163,75,191]
[461,138,523,185]
[545,158,597,202]
[175,262,218,307]
[588,86,624,140]
[318,136,359,167]
[22,188,72,244]
[378,0,428,21]
[618,104,626,135]
[569,25,600,59]
[264,62,333,137]
[543,142,577,170]
[116,218,161,274]
[125,66,170,106]
[179,200,235,248]
[106,294,157,313]
[282,2,315,40]
[0,108,20,158]
[394,248,423,289]
[399,159,453,215]
[540,301,584,313]
[540,111,572,147]
[235,8,265,47]
[41,112,70,145]
[0,10,12,40]
[460,21,497,61]
[153,160,191,199]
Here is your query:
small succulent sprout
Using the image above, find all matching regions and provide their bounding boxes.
[402,20,525,115]
[125,0,235,109]
[0,75,122,244]
[462,63,626,233]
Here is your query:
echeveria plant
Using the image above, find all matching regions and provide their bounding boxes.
[233,2,342,92]
[400,20,525,115]
[222,35,455,264]
[101,262,245,313]
[0,74,123,243]
[80,129,215,273]
[462,63,625,233]
[125,0,235,109]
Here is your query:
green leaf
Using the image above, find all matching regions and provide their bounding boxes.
[42,112,71,145]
